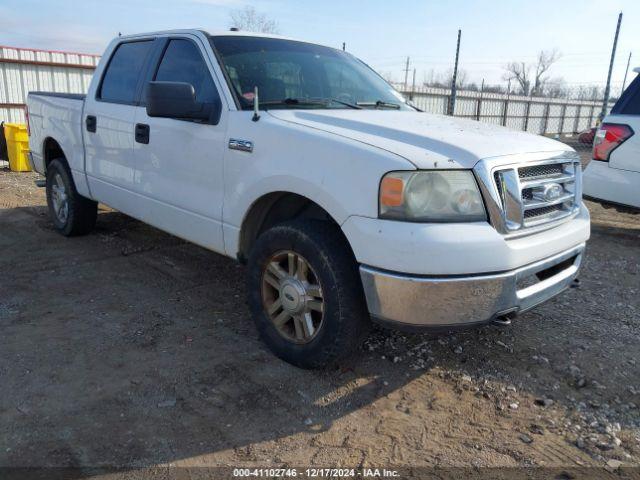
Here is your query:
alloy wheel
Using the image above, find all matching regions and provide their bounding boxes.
[50,173,69,224]
[261,250,324,344]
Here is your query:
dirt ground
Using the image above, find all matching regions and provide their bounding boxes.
[1,168,639,477]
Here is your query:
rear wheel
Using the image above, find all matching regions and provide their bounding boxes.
[247,220,370,369]
[46,159,97,236]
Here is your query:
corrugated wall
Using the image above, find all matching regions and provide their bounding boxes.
[0,45,99,123]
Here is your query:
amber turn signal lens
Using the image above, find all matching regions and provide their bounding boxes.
[380,176,404,207]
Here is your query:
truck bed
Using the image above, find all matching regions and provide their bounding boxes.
[27,91,86,188]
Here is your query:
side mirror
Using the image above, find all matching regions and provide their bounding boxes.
[146,81,221,124]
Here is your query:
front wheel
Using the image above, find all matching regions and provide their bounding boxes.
[247,220,370,369]
[46,159,97,236]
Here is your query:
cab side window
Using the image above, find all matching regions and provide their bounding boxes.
[99,41,153,104]
[154,39,219,103]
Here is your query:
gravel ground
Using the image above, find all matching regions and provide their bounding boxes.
[0,168,639,477]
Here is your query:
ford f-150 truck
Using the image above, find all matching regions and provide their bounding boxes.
[27,30,590,368]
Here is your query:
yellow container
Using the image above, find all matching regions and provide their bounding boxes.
[3,123,31,172]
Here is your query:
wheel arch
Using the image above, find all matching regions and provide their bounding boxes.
[42,137,67,171]
[237,191,353,263]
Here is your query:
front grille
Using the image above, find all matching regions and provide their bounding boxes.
[488,158,581,233]
[523,204,563,219]
[519,163,564,179]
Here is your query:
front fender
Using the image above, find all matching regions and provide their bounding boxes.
[222,111,415,257]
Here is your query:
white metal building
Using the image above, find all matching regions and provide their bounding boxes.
[0,45,100,123]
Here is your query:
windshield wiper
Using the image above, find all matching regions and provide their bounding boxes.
[327,98,362,109]
[259,98,362,109]
[356,100,401,110]
[260,98,328,107]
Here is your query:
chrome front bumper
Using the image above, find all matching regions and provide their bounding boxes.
[360,244,585,329]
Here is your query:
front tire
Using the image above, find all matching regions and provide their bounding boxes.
[247,220,370,369]
[46,159,97,236]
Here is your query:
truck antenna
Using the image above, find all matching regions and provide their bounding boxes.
[252,86,260,122]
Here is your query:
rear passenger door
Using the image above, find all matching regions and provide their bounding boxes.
[608,74,640,173]
[131,36,228,253]
[83,39,154,207]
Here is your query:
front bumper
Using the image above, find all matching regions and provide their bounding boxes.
[360,243,584,329]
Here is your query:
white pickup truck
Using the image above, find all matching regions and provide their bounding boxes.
[27,30,590,368]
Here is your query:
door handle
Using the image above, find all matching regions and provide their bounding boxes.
[135,123,150,144]
[86,115,96,133]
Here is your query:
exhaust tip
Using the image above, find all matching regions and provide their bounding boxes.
[493,317,512,326]
[493,308,518,326]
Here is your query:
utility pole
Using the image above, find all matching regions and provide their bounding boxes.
[600,12,623,122]
[449,29,461,116]
[403,57,410,91]
[410,68,416,100]
[476,78,485,121]
[622,51,632,93]
[502,79,512,127]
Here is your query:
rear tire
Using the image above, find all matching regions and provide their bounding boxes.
[247,219,370,369]
[46,158,97,236]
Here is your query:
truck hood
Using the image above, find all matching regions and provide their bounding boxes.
[267,110,573,169]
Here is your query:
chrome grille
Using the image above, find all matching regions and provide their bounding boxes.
[473,153,582,236]
[518,163,564,179]
[523,203,564,219]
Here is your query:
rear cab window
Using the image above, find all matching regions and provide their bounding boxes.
[98,40,154,104]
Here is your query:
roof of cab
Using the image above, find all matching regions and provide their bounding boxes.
[114,28,343,52]
[118,28,298,42]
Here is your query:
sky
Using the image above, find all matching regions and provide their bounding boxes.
[1,0,639,92]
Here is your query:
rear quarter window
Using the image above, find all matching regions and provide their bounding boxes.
[612,75,640,115]
[99,41,154,104]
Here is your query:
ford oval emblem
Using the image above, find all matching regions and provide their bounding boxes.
[543,183,563,201]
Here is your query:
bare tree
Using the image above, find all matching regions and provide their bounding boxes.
[230,6,280,34]
[423,68,470,89]
[544,77,568,98]
[503,61,531,95]
[503,49,561,96]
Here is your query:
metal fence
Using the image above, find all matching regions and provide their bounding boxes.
[0,45,99,123]
[394,84,613,137]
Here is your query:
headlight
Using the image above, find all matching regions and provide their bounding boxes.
[379,170,486,222]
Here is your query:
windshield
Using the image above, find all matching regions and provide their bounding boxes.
[209,36,410,110]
